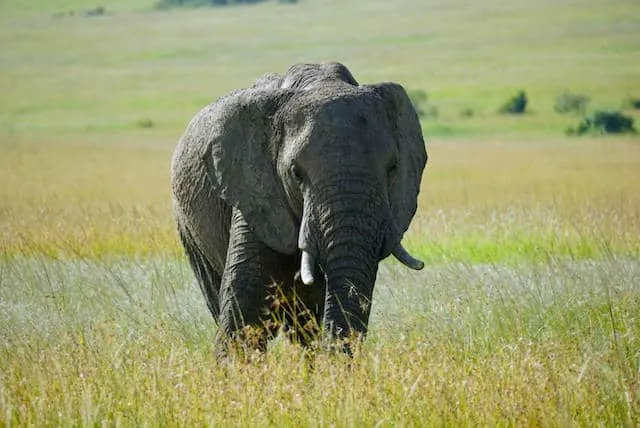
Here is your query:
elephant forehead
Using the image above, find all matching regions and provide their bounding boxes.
[277,88,396,161]
[294,121,395,173]
[284,85,375,116]
[300,98,389,139]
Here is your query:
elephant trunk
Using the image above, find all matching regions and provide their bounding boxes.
[310,181,387,351]
[298,174,423,352]
[322,246,379,350]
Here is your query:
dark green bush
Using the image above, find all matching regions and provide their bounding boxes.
[498,90,528,115]
[625,97,640,110]
[84,6,106,17]
[155,0,265,8]
[566,110,636,136]
[460,108,474,118]
[136,118,155,129]
[554,91,590,114]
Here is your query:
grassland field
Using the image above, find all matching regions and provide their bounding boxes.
[1,0,639,425]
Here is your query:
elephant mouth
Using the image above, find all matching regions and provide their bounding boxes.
[295,187,424,287]
[296,243,422,286]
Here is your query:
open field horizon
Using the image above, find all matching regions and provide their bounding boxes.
[2,137,639,263]
[1,0,639,139]
[1,0,639,425]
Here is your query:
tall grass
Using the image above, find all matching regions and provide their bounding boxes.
[1,256,638,425]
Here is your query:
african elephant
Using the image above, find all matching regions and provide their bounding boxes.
[171,62,427,356]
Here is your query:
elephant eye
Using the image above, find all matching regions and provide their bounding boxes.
[291,164,304,183]
[386,160,399,178]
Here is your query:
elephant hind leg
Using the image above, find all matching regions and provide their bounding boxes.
[177,218,221,321]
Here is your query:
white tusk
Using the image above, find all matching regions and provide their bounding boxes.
[300,250,316,285]
[392,243,424,270]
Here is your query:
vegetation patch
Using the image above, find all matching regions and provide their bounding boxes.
[459,107,475,118]
[408,89,439,120]
[567,110,636,136]
[498,90,528,115]
[624,96,640,110]
[136,118,155,129]
[554,90,590,114]
[155,0,270,9]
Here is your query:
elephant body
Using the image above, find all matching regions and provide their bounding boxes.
[171,62,427,355]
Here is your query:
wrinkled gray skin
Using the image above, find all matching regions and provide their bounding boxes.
[171,62,427,356]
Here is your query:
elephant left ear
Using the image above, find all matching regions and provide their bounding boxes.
[366,82,428,236]
[198,88,299,255]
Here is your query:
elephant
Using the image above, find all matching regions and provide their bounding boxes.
[171,62,427,356]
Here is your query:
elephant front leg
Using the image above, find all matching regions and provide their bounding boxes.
[216,208,281,358]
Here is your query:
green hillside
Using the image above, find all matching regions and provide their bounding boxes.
[1,0,638,139]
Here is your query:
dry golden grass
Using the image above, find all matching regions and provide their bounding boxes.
[410,138,640,262]
[1,255,638,426]
[2,136,638,261]
[0,134,177,257]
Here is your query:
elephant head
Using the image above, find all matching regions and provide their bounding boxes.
[173,62,427,351]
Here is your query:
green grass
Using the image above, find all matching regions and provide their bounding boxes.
[1,0,639,138]
[1,257,638,425]
[1,0,639,425]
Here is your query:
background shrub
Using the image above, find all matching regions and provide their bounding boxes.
[408,90,439,120]
[624,96,640,110]
[566,110,636,136]
[460,108,475,118]
[554,91,590,114]
[408,89,428,114]
[155,0,265,8]
[499,90,528,114]
[84,6,106,16]
[136,118,155,129]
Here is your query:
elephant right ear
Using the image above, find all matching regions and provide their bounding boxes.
[365,82,428,238]
[197,88,298,254]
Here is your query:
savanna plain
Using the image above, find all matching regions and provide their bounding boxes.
[1,0,639,425]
